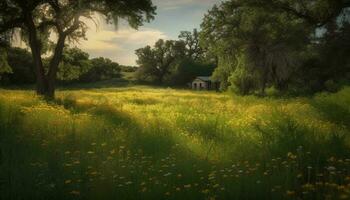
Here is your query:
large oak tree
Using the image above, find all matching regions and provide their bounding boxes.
[0,0,156,98]
[135,39,186,84]
[200,2,310,94]
[200,0,350,95]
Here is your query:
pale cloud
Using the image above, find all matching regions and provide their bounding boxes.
[106,28,168,44]
[12,1,221,66]
[74,20,168,65]
[155,0,220,10]
[79,31,121,51]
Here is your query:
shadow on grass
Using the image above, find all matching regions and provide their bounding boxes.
[58,78,132,90]
[255,111,350,162]
[0,84,35,91]
[54,94,208,159]
[1,78,133,92]
[1,94,218,200]
[311,100,350,128]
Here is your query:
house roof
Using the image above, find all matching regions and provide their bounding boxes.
[195,76,211,81]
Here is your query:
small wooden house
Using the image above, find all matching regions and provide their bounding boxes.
[191,76,220,91]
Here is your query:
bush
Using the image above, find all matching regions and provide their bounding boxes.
[324,80,340,93]
[4,47,35,85]
[228,55,258,95]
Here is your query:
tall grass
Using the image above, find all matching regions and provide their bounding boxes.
[0,87,349,199]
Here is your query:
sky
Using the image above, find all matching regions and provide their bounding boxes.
[75,0,222,66]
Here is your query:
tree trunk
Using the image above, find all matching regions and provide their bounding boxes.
[260,67,268,96]
[47,35,66,99]
[26,13,66,99]
[26,14,48,96]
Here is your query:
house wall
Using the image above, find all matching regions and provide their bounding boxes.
[192,79,208,90]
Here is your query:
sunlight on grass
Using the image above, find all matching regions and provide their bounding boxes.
[0,87,349,199]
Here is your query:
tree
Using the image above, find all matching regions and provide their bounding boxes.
[228,54,259,95]
[135,39,186,84]
[6,47,36,84]
[241,0,350,93]
[0,0,156,98]
[244,0,350,28]
[178,29,204,61]
[292,19,350,93]
[57,47,91,81]
[168,58,216,86]
[80,57,120,82]
[0,33,12,82]
[0,48,12,82]
[200,1,311,95]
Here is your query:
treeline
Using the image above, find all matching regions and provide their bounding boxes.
[136,0,350,95]
[1,0,349,95]
[0,47,136,85]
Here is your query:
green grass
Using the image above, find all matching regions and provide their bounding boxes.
[0,86,350,199]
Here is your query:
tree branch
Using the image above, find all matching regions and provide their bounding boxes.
[63,15,80,36]
[260,0,350,27]
[37,20,60,33]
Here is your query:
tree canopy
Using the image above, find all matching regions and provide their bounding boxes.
[135,39,186,84]
[244,0,350,27]
[57,47,91,81]
[135,30,216,86]
[0,0,156,98]
[200,0,350,95]
[80,57,121,82]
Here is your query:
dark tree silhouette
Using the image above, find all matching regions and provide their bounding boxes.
[0,0,156,98]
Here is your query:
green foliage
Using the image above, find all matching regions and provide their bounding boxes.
[0,48,12,80]
[1,0,156,48]
[120,65,138,73]
[57,47,91,81]
[290,20,350,93]
[178,29,204,61]
[244,0,350,27]
[0,0,156,97]
[0,47,123,85]
[135,39,186,84]
[167,58,216,86]
[200,2,311,94]
[211,56,235,91]
[200,0,350,96]
[4,47,35,84]
[136,30,215,86]
[228,54,258,95]
[80,57,121,82]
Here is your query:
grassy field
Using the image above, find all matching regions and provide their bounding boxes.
[0,86,350,199]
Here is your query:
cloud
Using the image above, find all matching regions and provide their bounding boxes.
[74,21,168,65]
[71,0,220,65]
[79,31,121,51]
[105,28,168,44]
[154,0,220,10]
[12,1,221,66]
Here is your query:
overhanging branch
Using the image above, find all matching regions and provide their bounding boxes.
[63,15,81,35]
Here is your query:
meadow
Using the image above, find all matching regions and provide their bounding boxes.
[0,86,350,200]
